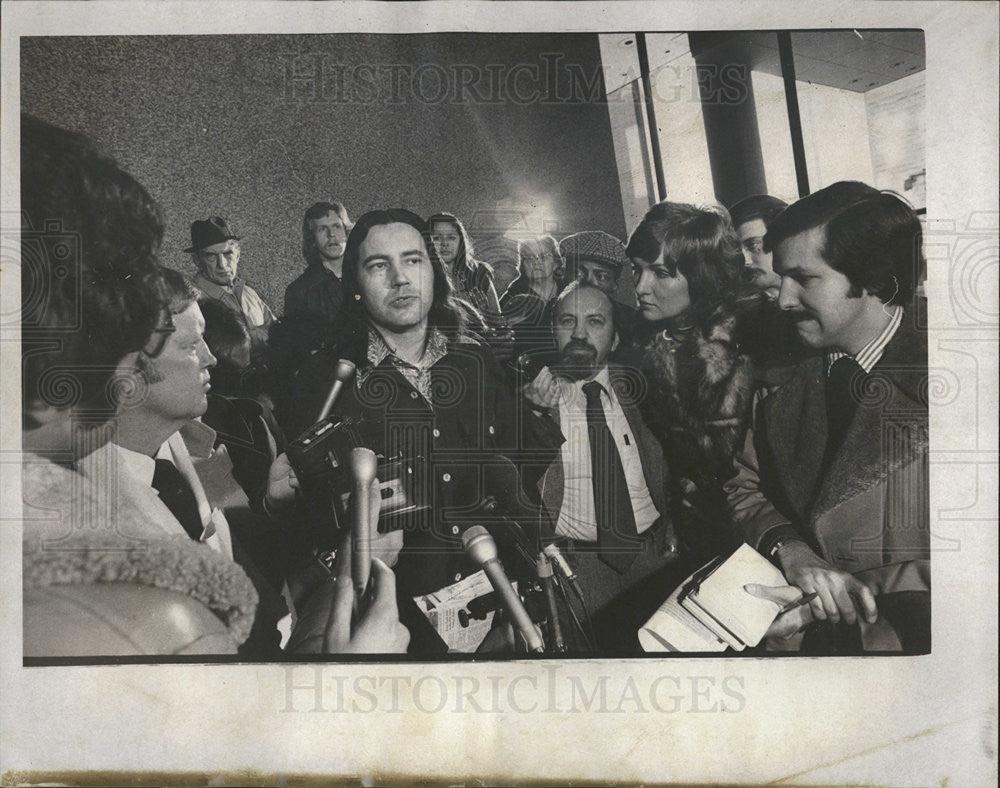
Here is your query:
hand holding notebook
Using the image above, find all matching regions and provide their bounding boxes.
[639,543,807,652]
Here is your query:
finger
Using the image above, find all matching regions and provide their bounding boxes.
[849,579,879,624]
[814,582,840,624]
[796,580,827,621]
[288,468,300,489]
[831,582,858,626]
[366,557,400,617]
[323,545,355,651]
[368,477,382,529]
[743,583,802,606]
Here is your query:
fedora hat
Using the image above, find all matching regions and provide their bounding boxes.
[184,216,240,253]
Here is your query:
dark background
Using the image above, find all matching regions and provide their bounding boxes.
[22,34,627,311]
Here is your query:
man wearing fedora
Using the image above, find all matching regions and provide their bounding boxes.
[187,216,275,358]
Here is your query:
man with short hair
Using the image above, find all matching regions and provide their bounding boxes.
[728,193,788,298]
[559,231,638,345]
[726,181,929,653]
[187,216,275,356]
[524,281,680,651]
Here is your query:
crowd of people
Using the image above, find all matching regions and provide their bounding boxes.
[20,113,930,658]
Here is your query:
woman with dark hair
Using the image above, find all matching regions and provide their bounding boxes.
[626,201,787,562]
[499,235,565,361]
[428,213,505,329]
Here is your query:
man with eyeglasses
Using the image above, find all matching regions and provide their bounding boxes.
[21,116,408,657]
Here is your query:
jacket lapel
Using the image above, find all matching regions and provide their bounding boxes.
[611,364,667,515]
[761,355,828,519]
[809,316,929,523]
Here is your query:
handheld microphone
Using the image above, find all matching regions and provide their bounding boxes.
[463,526,544,653]
[536,553,566,652]
[348,447,378,606]
[316,359,356,422]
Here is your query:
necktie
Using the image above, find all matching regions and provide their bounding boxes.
[825,355,866,459]
[582,381,641,572]
[152,458,204,541]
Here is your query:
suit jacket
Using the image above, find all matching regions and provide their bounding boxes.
[78,422,237,558]
[537,363,669,535]
[727,308,930,651]
[78,421,288,654]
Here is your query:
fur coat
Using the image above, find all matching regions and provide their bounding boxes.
[636,296,784,559]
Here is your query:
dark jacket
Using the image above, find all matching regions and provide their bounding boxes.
[727,307,929,652]
[284,263,344,327]
[282,335,561,598]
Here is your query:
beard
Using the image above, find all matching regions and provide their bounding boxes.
[558,340,598,381]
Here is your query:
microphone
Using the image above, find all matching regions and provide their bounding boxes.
[536,553,566,652]
[463,525,545,653]
[316,359,356,422]
[544,543,585,599]
[348,447,378,605]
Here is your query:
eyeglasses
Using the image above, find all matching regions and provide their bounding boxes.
[141,307,176,359]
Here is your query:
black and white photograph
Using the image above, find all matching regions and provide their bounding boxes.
[1,1,996,785]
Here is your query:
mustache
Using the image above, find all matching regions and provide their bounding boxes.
[562,339,597,355]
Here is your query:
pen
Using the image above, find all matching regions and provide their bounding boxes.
[777,591,818,615]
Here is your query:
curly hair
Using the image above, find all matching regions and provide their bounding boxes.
[626,200,746,327]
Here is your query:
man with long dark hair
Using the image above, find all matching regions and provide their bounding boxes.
[283,209,559,652]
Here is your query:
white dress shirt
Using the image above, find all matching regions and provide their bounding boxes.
[555,366,660,542]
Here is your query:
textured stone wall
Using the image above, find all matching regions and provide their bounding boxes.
[22,34,627,312]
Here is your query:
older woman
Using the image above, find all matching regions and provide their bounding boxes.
[500,235,565,361]
[626,201,785,562]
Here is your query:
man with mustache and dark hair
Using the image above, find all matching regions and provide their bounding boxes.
[726,181,929,653]
[524,281,680,652]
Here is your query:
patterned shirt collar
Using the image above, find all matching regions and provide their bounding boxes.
[826,305,903,375]
[359,325,450,404]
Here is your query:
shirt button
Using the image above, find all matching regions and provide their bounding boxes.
[451,526,460,535]
[488,425,495,435]
[410,391,418,400]
[442,473,452,482]
[454,573,462,582]
[432,428,441,438]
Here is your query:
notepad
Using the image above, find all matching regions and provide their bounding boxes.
[639,544,791,652]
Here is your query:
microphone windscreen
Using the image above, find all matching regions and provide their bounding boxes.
[462,525,498,565]
[334,358,357,382]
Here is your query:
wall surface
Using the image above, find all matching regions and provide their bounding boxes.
[22,34,627,311]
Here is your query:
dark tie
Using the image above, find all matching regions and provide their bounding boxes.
[825,355,866,459]
[152,458,204,541]
[582,381,641,572]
